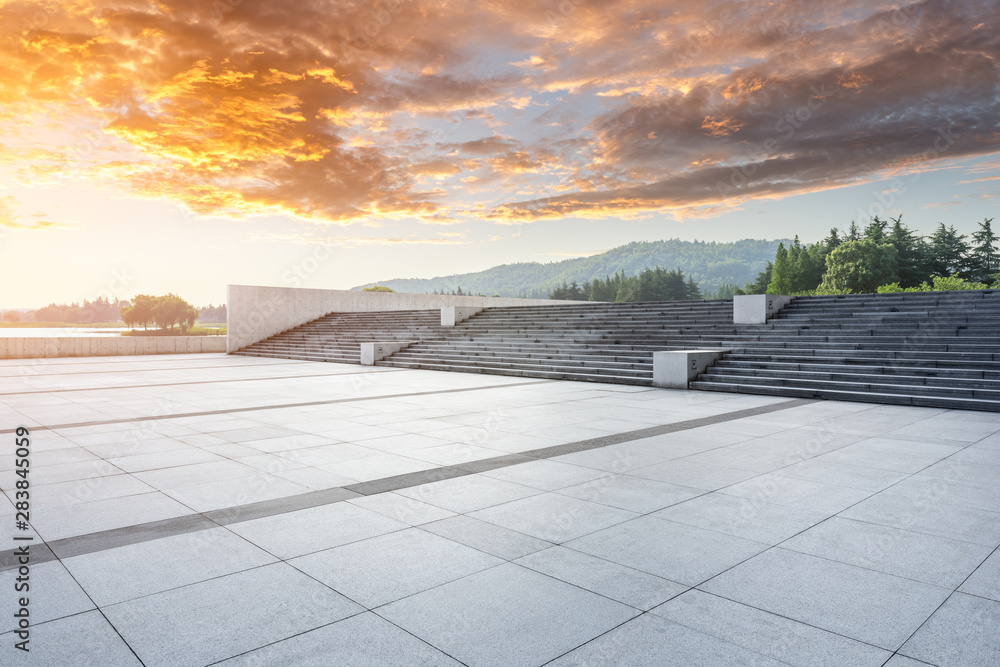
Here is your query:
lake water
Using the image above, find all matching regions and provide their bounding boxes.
[0,328,223,337]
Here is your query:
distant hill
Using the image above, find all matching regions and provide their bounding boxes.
[353,238,786,298]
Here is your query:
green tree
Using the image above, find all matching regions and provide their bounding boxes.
[823,227,843,252]
[885,215,928,288]
[846,221,861,241]
[863,216,889,243]
[970,217,997,283]
[2,311,19,322]
[122,294,156,330]
[363,285,395,292]
[818,240,899,294]
[927,223,969,277]
[767,243,791,294]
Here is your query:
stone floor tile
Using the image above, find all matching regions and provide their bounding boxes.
[377,562,638,667]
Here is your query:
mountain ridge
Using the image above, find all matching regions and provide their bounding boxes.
[352,238,786,298]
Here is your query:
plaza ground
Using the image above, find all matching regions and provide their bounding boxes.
[1,353,998,666]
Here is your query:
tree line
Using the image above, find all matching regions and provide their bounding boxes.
[8,296,226,327]
[550,268,702,301]
[736,216,997,296]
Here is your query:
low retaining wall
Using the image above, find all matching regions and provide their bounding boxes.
[0,336,226,359]
[227,285,584,353]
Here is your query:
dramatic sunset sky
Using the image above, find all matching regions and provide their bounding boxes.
[0,0,997,307]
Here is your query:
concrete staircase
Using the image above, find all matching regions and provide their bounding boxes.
[377,300,735,385]
[233,291,1000,411]
[691,290,1000,411]
[232,310,448,364]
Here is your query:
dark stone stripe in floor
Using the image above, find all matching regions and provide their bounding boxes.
[0,396,813,571]
[0,379,554,435]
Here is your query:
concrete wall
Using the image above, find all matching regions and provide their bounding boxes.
[0,336,226,359]
[733,294,794,324]
[227,285,584,352]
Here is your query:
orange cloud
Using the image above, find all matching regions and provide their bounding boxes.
[0,0,996,230]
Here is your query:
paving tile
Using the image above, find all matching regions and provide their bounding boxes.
[515,546,686,610]
[216,612,461,666]
[105,448,223,473]
[480,458,610,491]
[700,548,952,649]
[885,420,1000,444]
[651,589,891,666]
[421,515,553,560]
[103,563,363,667]
[276,443,381,466]
[1,610,142,666]
[814,438,960,473]
[320,453,436,482]
[30,492,193,541]
[162,474,312,512]
[272,466,357,490]
[378,562,637,667]
[548,612,786,666]
[628,459,759,490]
[132,460,261,489]
[959,549,1000,602]
[63,528,276,606]
[6,474,153,511]
[772,458,909,492]
[25,459,125,487]
[651,491,826,544]
[841,489,1000,546]
[345,492,455,525]
[212,425,306,442]
[395,474,541,513]
[404,443,510,466]
[719,473,873,514]
[292,528,502,607]
[882,655,936,666]
[900,592,1000,666]
[782,516,994,587]
[470,492,637,543]
[558,474,702,513]
[0,560,94,629]
[227,501,408,558]
[566,515,767,586]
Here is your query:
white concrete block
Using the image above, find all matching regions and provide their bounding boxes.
[361,341,415,365]
[733,294,793,324]
[653,349,730,389]
[441,306,484,327]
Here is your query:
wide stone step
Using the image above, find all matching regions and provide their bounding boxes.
[689,380,1000,412]
[381,355,652,378]
[389,351,652,371]
[376,360,652,385]
[717,359,1000,380]
[703,366,1000,390]
[696,372,1000,401]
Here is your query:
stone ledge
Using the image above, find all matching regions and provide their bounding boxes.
[653,349,731,389]
[360,341,416,365]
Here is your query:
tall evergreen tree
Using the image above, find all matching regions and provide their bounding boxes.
[970,218,998,283]
[885,215,928,287]
[823,227,843,252]
[927,224,969,277]
[863,216,889,243]
[846,221,861,241]
[767,243,791,294]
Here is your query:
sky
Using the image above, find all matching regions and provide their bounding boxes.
[0,0,998,308]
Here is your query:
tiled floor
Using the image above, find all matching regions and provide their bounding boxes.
[1,353,999,665]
